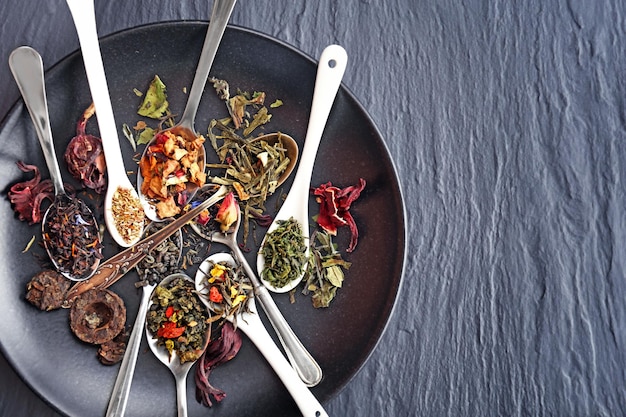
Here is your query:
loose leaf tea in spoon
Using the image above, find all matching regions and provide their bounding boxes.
[260,217,307,289]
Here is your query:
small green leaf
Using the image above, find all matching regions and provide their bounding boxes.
[138,75,169,119]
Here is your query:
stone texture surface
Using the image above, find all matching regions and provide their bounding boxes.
[2,0,626,416]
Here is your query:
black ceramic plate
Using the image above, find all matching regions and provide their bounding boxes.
[0,22,405,417]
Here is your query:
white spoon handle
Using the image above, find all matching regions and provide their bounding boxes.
[65,0,124,169]
[293,44,348,192]
[238,311,329,417]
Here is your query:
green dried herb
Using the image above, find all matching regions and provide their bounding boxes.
[206,121,290,247]
[138,75,169,119]
[146,276,209,363]
[196,260,253,329]
[302,230,352,308]
[261,217,307,289]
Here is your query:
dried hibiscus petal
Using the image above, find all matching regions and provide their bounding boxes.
[64,103,106,193]
[8,161,54,224]
[195,322,242,407]
[313,178,366,252]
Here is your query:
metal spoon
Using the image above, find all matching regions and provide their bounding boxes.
[100,189,226,417]
[65,0,145,247]
[190,197,323,386]
[195,253,328,417]
[257,44,348,293]
[137,0,237,222]
[9,46,101,281]
[147,273,209,417]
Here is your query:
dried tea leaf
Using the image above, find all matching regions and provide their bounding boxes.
[137,127,155,145]
[122,123,137,152]
[138,75,169,119]
[270,99,283,108]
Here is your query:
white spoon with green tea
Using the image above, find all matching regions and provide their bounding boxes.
[257,44,348,293]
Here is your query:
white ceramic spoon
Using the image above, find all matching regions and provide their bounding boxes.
[257,44,348,292]
[65,0,144,247]
[195,253,329,417]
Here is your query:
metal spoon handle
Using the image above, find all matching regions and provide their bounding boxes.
[63,186,228,304]
[105,285,152,417]
[231,243,323,387]
[175,372,189,417]
[9,47,65,195]
[179,0,236,129]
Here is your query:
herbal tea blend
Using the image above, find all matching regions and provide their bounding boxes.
[260,217,307,289]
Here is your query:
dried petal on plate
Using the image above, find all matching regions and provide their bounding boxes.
[8,161,54,224]
[138,75,169,119]
[312,178,366,252]
[194,322,242,407]
[64,103,106,193]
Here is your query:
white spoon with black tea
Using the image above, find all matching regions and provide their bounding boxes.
[257,44,348,293]
[9,46,102,281]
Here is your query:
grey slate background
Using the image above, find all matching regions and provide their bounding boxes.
[2,0,626,416]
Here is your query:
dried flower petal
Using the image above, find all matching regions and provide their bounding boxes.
[215,192,238,232]
[8,161,54,224]
[64,104,106,193]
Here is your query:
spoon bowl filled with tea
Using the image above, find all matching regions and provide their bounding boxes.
[146,273,211,417]
[9,46,102,281]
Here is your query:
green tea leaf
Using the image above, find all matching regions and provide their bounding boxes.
[138,75,169,119]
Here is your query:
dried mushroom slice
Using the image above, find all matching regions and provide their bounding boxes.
[70,289,126,345]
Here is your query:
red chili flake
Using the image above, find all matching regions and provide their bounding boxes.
[312,178,366,252]
[8,161,54,224]
[157,321,186,339]
[165,306,175,318]
[208,286,224,303]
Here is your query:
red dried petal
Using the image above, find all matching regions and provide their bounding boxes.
[312,178,366,252]
[8,161,54,224]
[64,105,107,193]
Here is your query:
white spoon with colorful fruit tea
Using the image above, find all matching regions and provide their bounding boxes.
[136,0,237,222]
[257,44,348,293]
[9,46,102,281]
[146,273,211,417]
[190,192,322,386]
[195,253,328,417]
[65,0,144,247]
